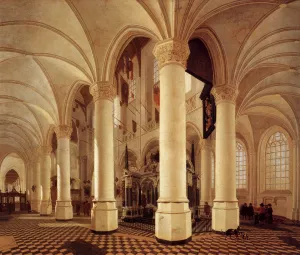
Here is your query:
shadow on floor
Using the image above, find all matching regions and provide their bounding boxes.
[278,236,300,249]
[62,240,106,255]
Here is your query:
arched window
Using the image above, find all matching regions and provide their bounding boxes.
[128,77,136,103]
[153,59,159,84]
[236,142,247,189]
[265,132,290,190]
[211,152,215,189]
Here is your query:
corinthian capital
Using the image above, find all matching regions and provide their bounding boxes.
[41,145,52,155]
[54,125,72,139]
[89,82,116,102]
[153,39,190,69]
[211,85,238,105]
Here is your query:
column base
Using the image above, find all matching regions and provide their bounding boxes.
[91,201,118,232]
[55,201,73,220]
[212,201,239,231]
[40,200,52,216]
[292,208,300,221]
[31,200,41,213]
[155,202,191,244]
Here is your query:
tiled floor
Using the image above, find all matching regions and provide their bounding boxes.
[0,214,299,254]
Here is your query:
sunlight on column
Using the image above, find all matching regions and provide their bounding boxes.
[57,164,60,200]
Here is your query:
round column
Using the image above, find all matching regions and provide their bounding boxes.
[153,39,191,244]
[31,149,41,213]
[89,82,118,233]
[54,125,73,220]
[292,140,300,220]
[211,85,239,231]
[40,146,53,216]
[249,151,257,206]
[199,139,212,211]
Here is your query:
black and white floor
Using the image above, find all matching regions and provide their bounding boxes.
[0,214,299,255]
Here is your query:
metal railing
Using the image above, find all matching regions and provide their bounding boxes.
[192,216,212,233]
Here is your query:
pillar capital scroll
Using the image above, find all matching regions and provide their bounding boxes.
[153,39,190,70]
[54,125,72,139]
[89,82,116,102]
[211,85,238,105]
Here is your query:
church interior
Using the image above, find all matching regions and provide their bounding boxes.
[0,0,300,254]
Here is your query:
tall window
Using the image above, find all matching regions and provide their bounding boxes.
[128,77,136,103]
[265,132,290,190]
[236,142,247,189]
[211,152,215,189]
[153,59,159,84]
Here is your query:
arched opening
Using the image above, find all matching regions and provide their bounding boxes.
[5,169,19,192]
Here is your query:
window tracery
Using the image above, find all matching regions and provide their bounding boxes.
[236,142,247,189]
[265,132,290,190]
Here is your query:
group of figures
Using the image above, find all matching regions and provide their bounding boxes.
[240,202,273,224]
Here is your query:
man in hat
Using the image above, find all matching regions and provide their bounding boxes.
[259,203,265,224]
[267,204,273,224]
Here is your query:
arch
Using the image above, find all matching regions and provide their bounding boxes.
[186,121,202,143]
[45,125,56,149]
[257,125,293,195]
[63,80,92,126]
[0,152,26,192]
[141,137,159,165]
[101,25,161,82]
[119,148,139,170]
[190,27,227,86]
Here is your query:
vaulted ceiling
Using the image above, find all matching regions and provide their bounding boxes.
[0,0,299,160]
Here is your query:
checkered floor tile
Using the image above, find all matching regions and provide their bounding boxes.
[0,214,299,254]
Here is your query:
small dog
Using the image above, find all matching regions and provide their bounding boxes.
[224,226,249,240]
[224,226,240,239]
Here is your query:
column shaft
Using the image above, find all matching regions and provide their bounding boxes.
[159,64,186,201]
[292,140,300,220]
[200,140,212,206]
[31,158,41,212]
[40,148,52,215]
[90,82,118,233]
[211,85,239,231]
[153,39,191,244]
[249,152,257,205]
[55,125,73,220]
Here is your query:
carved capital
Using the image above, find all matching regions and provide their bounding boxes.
[54,125,72,139]
[153,39,190,69]
[89,82,116,102]
[211,85,238,105]
[30,147,41,162]
[41,146,52,155]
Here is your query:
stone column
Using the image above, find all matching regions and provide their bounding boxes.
[31,148,41,212]
[89,82,118,233]
[26,162,33,201]
[292,140,300,220]
[211,85,239,231]
[153,39,191,244]
[40,146,53,215]
[249,151,257,206]
[54,125,73,220]
[199,139,212,210]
